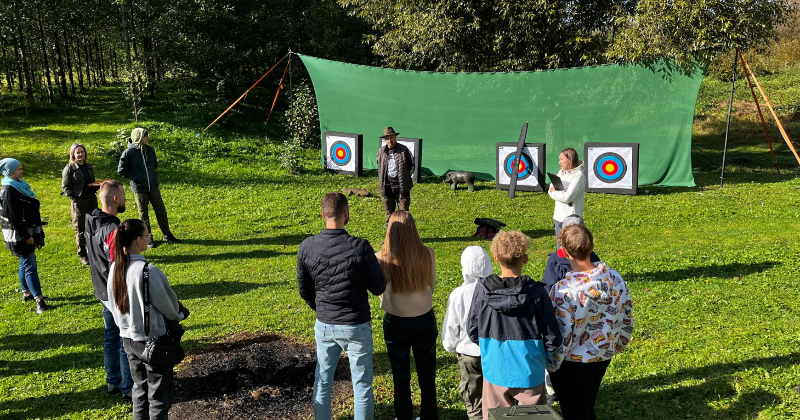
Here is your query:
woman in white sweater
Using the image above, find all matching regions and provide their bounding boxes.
[548,148,586,244]
[107,219,188,420]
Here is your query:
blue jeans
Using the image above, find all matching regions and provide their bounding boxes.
[102,303,133,394]
[314,320,375,420]
[18,252,43,298]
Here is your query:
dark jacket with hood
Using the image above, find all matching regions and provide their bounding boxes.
[377,143,414,194]
[468,274,562,388]
[297,229,386,325]
[84,208,120,301]
[1,185,46,257]
[542,248,601,293]
[118,130,158,193]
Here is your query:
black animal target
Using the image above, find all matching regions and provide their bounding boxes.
[584,142,639,195]
[323,131,363,177]
[495,142,546,192]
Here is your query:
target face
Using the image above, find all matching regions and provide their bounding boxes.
[503,152,533,180]
[324,132,362,176]
[585,143,639,195]
[594,152,627,183]
[496,143,546,191]
[330,141,352,166]
[377,137,422,182]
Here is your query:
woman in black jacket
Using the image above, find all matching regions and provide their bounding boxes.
[61,143,98,265]
[0,158,48,313]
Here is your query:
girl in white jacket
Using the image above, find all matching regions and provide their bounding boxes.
[441,246,493,420]
[548,148,586,244]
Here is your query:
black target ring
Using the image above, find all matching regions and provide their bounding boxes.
[504,152,533,181]
[593,152,627,184]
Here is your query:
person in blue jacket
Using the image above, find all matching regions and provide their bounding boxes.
[468,230,562,419]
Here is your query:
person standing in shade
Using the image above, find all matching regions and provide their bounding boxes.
[377,127,414,226]
[377,210,438,420]
[62,143,98,265]
[118,128,181,247]
[548,148,586,245]
[297,192,386,420]
[0,158,48,313]
[85,180,134,402]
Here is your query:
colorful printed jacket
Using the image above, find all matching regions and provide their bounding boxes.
[547,262,633,371]
[468,274,562,388]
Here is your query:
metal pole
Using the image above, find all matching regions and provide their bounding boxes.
[288,48,293,135]
[720,49,738,187]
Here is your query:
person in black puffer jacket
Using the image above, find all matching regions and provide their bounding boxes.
[0,158,48,313]
[297,192,386,420]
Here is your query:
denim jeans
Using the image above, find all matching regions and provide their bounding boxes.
[18,252,43,298]
[102,303,133,394]
[314,320,375,420]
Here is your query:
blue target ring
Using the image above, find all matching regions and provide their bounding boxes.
[330,141,352,166]
[504,152,533,180]
[594,152,627,183]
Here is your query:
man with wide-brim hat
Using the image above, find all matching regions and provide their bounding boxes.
[377,127,414,225]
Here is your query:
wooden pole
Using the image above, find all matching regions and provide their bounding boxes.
[738,50,780,174]
[720,49,737,188]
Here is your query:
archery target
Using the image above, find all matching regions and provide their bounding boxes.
[585,143,639,194]
[496,143,546,192]
[324,132,363,176]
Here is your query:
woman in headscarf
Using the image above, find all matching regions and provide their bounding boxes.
[0,158,48,313]
[62,143,98,265]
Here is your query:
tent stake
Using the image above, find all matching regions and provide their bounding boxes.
[720,49,738,188]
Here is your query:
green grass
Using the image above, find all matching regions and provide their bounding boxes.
[1,67,800,419]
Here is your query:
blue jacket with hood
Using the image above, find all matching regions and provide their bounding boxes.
[468,274,562,388]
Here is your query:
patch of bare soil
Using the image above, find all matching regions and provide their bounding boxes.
[171,333,350,420]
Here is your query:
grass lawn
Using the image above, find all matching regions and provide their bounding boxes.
[1,66,800,419]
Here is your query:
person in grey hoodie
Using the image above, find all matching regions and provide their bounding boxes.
[118,128,181,247]
[106,219,188,420]
[441,246,493,420]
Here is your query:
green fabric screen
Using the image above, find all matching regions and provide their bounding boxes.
[299,54,704,186]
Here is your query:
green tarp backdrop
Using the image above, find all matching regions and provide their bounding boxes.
[300,54,705,186]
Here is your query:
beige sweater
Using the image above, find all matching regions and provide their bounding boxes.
[378,248,436,318]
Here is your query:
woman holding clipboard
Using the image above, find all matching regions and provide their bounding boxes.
[548,148,586,243]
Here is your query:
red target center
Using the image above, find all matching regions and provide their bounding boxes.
[518,160,527,173]
[601,161,618,175]
[336,149,345,159]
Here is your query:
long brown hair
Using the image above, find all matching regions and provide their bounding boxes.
[377,211,434,293]
[112,219,148,314]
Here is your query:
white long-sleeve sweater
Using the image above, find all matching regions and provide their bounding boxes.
[548,161,587,222]
[107,254,185,342]
[441,246,493,357]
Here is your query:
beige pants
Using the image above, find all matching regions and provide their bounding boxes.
[482,379,545,420]
[70,197,98,257]
[458,354,483,420]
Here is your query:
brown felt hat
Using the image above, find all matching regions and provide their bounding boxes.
[380,127,400,138]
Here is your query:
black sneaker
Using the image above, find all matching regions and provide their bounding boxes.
[147,238,158,248]
[22,294,34,302]
[164,235,183,244]
[107,384,121,396]
[122,392,132,404]
[35,298,48,313]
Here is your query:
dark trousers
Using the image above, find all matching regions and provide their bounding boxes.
[123,338,176,420]
[383,310,438,420]
[382,185,410,225]
[134,190,173,239]
[554,220,563,248]
[457,354,483,420]
[549,360,611,420]
[70,197,98,257]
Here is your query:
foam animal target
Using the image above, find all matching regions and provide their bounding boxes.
[324,131,363,177]
[585,142,639,195]
[495,142,546,192]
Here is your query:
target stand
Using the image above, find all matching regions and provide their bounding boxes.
[495,142,546,192]
[324,131,363,177]
[377,137,423,182]
[585,142,639,195]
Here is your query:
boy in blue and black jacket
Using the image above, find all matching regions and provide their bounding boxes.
[468,231,562,418]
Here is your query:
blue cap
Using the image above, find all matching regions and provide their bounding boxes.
[0,158,21,177]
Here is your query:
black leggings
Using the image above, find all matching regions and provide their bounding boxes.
[549,360,611,420]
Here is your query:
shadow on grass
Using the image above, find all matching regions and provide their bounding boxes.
[625,261,777,283]
[0,328,103,352]
[523,228,555,240]
[147,249,293,265]
[171,281,272,300]
[178,233,309,247]
[598,353,797,419]
[421,236,481,244]
[0,386,124,420]
[0,348,102,376]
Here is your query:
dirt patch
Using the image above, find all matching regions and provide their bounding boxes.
[171,333,351,420]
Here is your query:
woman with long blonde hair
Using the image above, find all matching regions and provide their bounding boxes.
[377,210,438,420]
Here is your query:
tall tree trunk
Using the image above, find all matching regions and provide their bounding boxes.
[84,32,96,87]
[94,34,106,84]
[36,19,54,104]
[74,29,84,91]
[2,46,12,92]
[13,2,35,109]
[14,42,24,92]
[63,28,75,96]
[54,30,68,100]
[112,45,119,79]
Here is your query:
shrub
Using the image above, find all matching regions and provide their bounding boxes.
[283,83,320,149]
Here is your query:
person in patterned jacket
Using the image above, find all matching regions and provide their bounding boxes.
[547,224,634,420]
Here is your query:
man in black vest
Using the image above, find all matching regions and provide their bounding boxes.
[84,180,134,402]
[376,127,414,226]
